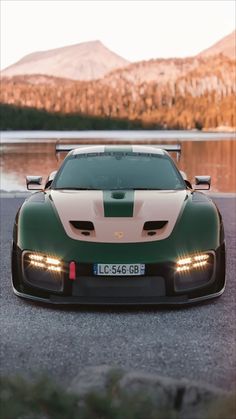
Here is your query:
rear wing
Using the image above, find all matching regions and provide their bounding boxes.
[55,143,181,160]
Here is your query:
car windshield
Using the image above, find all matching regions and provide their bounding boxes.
[53,152,185,190]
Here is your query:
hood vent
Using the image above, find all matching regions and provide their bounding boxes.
[143,221,168,231]
[111,191,125,200]
[70,221,94,231]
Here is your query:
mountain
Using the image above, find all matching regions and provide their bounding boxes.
[1,31,235,82]
[198,30,236,59]
[1,54,235,130]
[1,32,235,131]
[1,40,129,81]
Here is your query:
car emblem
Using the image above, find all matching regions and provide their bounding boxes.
[114,231,124,239]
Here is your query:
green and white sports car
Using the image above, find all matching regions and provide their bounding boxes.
[12,145,226,305]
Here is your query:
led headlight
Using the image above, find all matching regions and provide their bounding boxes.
[176,253,210,272]
[29,254,44,262]
[175,252,214,292]
[23,252,63,292]
[28,253,62,272]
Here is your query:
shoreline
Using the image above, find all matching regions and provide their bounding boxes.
[0,130,236,146]
[1,129,236,143]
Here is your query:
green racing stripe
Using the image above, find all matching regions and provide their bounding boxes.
[103,146,134,217]
[103,190,134,217]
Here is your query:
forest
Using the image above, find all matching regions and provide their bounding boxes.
[1,55,235,130]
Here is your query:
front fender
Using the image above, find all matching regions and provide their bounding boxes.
[171,192,220,253]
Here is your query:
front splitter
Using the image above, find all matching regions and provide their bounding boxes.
[12,283,225,305]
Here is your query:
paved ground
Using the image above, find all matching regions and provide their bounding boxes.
[0,197,235,391]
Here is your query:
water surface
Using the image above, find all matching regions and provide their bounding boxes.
[0,132,235,192]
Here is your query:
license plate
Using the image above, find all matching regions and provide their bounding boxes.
[93,264,145,276]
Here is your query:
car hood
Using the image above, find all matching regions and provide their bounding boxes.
[50,189,187,243]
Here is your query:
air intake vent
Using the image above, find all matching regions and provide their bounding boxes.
[111,191,125,199]
[70,221,94,231]
[144,221,168,230]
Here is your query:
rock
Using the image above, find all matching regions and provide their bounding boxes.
[67,365,229,418]
[179,381,226,419]
[68,365,124,396]
[118,371,177,409]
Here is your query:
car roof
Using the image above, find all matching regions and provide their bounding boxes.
[70,145,166,156]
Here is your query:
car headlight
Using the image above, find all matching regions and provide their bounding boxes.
[23,252,63,292]
[28,253,62,272]
[176,253,210,272]
[174,252,215,292]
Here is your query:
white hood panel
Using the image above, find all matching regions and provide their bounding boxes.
[51,190,187,243]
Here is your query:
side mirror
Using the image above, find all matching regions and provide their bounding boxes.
[194,176,211,190]
[45,170,57,189]
[26,176,43,190]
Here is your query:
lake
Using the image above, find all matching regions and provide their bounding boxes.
[0,131,235,192]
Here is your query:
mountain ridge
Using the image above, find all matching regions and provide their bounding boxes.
[198,30,235,60]
[1,40,129,81]
[1,31,235,82]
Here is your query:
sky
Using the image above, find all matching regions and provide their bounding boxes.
[0,0,235,70]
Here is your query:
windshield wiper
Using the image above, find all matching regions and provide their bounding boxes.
[54,187,99,190]
[127,188,163,190]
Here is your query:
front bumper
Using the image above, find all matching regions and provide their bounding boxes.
[11,285,225,305]
[11,245,226,305]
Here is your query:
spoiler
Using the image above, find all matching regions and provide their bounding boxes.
[55,143,181,160]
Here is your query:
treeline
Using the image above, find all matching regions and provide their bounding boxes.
[0,104,145,130]
[1,55,235,130]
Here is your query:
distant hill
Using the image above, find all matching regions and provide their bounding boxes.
[1,40,129,81]
[103,57,201,85]
[198,30,236,59]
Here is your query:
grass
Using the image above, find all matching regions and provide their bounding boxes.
[0,375,235,419]
[0,375,176,419]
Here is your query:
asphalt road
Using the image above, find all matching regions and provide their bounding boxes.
[0,196,235,391]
